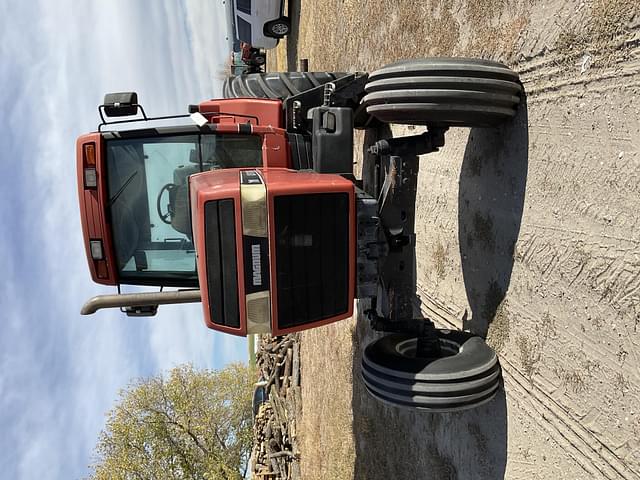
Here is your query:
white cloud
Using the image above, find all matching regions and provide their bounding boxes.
[0,1,246,479]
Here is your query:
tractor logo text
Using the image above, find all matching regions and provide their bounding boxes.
[251,244,262,286]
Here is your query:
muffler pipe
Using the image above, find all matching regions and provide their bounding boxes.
[81,289,202,315]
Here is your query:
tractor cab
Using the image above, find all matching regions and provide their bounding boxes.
[103,128,262,286]
[76,92,283,310]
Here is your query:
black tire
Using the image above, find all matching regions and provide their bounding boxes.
[361,58,522,127]
[223,71,348,101]
[361,329,501,412]
[264,17,290,38]
[251,54,266,66]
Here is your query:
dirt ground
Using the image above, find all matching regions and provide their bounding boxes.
[269,0,640,478]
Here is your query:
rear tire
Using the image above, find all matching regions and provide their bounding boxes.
[361,329,501,412]
[223,71,348,101]
[361,58,522,127]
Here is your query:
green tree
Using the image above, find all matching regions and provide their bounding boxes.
[88,363,254,480]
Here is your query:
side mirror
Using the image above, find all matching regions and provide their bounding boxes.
[103,92,139,117]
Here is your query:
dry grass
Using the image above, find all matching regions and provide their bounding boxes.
[613,372,630,395]
[296,0,531,72]
[486,300,511,353]
[537,311,556,340]
[299,319,356,480]
[555,0,639,66]
[590,0,638,41]
[514,311,557,380]
[465,0,530,58]
[552,350,601,395]
[554,366,588,394]
[516,335,542,380]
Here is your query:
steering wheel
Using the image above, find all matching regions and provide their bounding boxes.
[156,183,177,224]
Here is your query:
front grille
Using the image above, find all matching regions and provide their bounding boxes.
[274,193,350,329]
[204,199,240,328]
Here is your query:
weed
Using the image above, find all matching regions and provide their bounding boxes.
[517,336,541,379]
[614,372,630,395]
[555,0,639,66]
[555,366,587,394]
[487,300,510,353]
[617,345,629,364]
[552,351,600,394]
[537,311,556,341]
[591,316,604,330]
[433,241,447,279]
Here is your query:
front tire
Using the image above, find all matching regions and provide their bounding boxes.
[361,329,501,412]
[361,58,522,127]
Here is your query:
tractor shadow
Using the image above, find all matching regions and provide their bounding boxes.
[351,95,528,479]
[458,96,529,337]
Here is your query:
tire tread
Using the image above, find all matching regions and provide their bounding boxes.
[361,57,521,127]
[222,71,347,100]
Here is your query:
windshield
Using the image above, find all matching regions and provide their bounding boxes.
[105,133,262,286]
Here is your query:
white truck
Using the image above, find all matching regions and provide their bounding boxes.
[227,0,290,50]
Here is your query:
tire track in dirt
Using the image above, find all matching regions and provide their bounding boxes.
[515,228,640,333]
[415,285,640,479]
[516,40,640,103]
[501,358,638,480]
[501,293,640,457]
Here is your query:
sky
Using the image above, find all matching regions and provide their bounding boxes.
[0,1,246,478]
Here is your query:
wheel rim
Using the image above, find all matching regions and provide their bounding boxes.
[394,337,459,358]
[271,23,289,35]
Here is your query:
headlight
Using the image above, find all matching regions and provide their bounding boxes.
[246,291,271,334]
[240,171,267,237]
[89,239,104,260]
[83,143,97,189]
[84,168,98,188]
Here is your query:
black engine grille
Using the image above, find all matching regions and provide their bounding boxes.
[204,199,240,328]
[274,193,350,329]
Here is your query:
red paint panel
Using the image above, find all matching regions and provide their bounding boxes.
[198,98,284,129]
[76,133,118,285]
[191,168,357,336]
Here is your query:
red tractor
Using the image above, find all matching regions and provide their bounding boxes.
[77,58,522,412]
